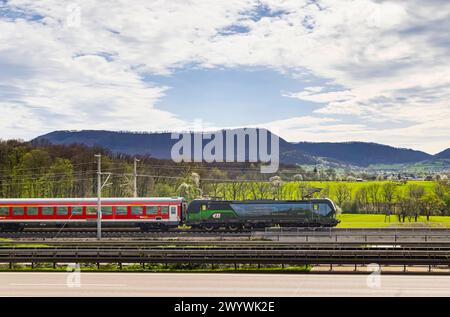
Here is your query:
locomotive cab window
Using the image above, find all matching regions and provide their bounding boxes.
[26,207,38,215]
[0,207,9,215]
[12,207,24,216]
[201,204,207,211]
[42,207,54,215]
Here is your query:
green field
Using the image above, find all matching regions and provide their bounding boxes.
[282,180,436,200]
[337,214,450,228]
[219,180,437,201]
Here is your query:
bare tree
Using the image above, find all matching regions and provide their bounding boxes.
[354,187,369,213]
[367,183,381,213]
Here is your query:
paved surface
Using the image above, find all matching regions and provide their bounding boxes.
[1,272,450,296]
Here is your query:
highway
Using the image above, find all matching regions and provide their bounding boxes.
[1,272,450,296]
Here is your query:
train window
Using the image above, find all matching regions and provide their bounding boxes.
[160,206,169,215]
[26,207,38,215]
[72,207,83,215]
[12,207,24,216]
[102,206,113,215]
[170,206,177,215]
[0,207,9,215]
[56,207,68,215]
[116,206,127,215]
[201,204,207,211]
[42,207,54,215]
[131,206,143,215]
[86,207,97,215]
[146,206,158,215]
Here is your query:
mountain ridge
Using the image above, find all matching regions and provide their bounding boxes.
[33,129,446,168]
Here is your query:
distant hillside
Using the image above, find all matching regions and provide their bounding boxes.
[294,142,432,166]
[34,129,443,168]
[34,130,177,158]
[435,148,450,159]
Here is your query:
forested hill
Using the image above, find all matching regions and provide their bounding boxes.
[0,140,279,199]
[34,129,438,167]
[435,148,450,159]
[293,142,433,166]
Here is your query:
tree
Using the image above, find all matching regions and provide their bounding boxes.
[155,183,175,197]
[380,182,397,219]
[395,194,411,222]
[325,168,337,181]
[177,172,202,201]
[45,158,74,197]
[269,176,283,200]
[407,184,425,222]
[366,183,381,213]
[420,193,445,221]
[354,187,369,213]
[297,182,311,200]
[255,181,270,199]
[14,149,52,197]
[206,168,226,199]
[334,183,351,209]
[227,181,242,200]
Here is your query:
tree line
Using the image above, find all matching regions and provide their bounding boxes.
[1,140,449,221]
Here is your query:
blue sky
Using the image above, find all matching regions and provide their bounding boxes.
[146,67,325,126]
[0,0,449,154]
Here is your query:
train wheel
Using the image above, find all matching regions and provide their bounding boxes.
[203,225,215,232]
[228,224,241,232]
[159,224,168,232]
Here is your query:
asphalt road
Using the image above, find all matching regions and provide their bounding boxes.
[1,272,450,296]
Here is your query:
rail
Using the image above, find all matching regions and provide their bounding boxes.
[1,241,450,266]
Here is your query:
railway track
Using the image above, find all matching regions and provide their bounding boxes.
[0,229,252,239]
[1,240,450,266]
[3,227,450,242]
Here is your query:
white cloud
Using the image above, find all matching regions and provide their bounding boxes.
[0,0,449,153]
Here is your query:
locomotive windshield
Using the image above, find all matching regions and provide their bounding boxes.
[230,201,334,218]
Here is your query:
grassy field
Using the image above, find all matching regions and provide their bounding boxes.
[337,213,450,228]
[220,180,437,201]
[283,180,436,199]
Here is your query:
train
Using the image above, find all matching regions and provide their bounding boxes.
[0,197,339,232]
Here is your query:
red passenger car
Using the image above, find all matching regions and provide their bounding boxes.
[0,197,185,232]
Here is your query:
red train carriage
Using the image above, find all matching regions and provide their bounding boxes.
[0,197,185,232]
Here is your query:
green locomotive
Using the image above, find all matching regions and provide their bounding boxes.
[185,198,339,231]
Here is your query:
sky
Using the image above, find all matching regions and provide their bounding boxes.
[0,0,449,154]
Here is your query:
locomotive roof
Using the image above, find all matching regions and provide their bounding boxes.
[191,198,334,204]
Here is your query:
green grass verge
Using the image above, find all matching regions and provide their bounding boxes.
[337,213,450,228]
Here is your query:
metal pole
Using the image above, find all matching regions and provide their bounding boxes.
[133,158,139,198]
[95,154,102,239]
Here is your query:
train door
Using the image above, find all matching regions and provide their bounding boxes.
[169,205,178,222]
